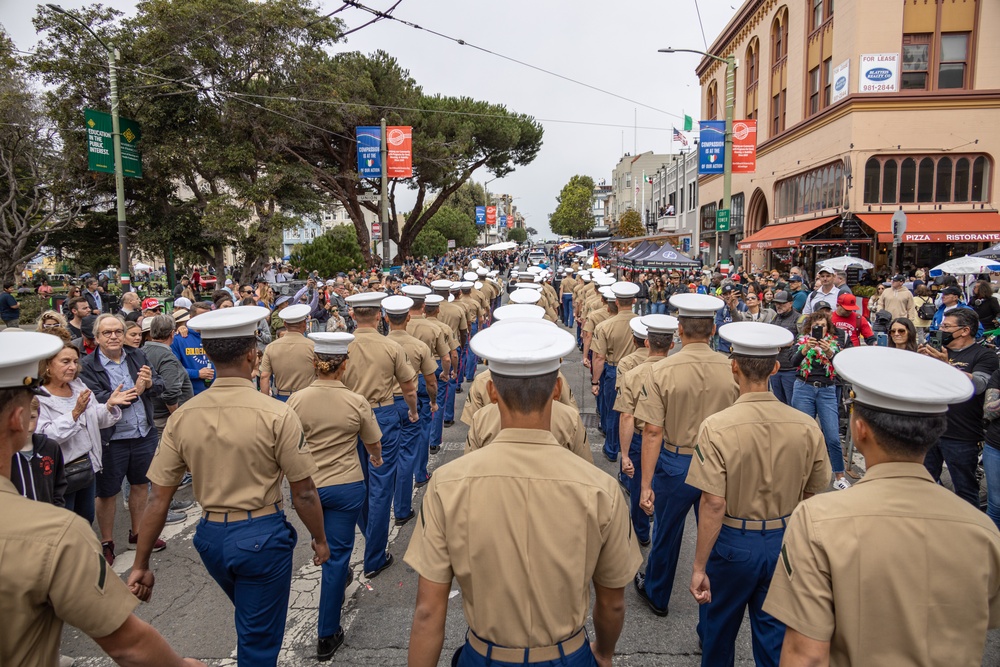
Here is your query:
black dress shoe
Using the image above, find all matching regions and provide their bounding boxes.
[415,474,432,487]
[364,552,395,579]
[638,536,651,547]
[444,420,454,427]
[456,386,463,394]
[394,511,416,526]
[317,628,345,661]
[633,572,668,616]
[429,445,441,454]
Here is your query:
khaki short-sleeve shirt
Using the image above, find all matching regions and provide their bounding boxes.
[259,332,316,393]
[287,379,382,488]
[685,393,831,519]
[613,355,662,431]
[632,342,738,450]
[404,428,642,648]
[341,328,416,405]
[147,378,318,513]
[592,312,638,363]
[615,348,649,389]
[460,369,578,426]
[407,317,450,360]
[424,315,459,352]
[465,402,593,463]
[438,302,469,337]
[387,330,437,395]
[763,463,1000,666]
[0,480,139,667]
[583,307,611,335]
[561,276,577,296]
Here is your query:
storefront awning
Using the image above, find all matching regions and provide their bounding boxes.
[859,212,1000,244]
[736,217,838,251]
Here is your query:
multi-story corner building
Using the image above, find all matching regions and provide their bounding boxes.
[607,152,674,234]
[696,0,999,272]
[650,151,701,255]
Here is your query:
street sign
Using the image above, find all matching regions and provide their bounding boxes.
[372,222,381,237]
[716,209,731,232]
[357,193,379,202]
[85,109,142,178]
[891,210,907,242]
[447,239,456,249]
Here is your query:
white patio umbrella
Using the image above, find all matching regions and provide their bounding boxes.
[483,241,517,251]
[133,262,153,272]
[929,255,1000,277]
[817,255,874,271]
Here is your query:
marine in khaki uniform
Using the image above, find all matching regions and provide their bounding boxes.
[459,280,484,383]
[384,295,439,525]
[614,315,675,546]
[633,293,739,617]
[431,280,468,427]
[259,303,316,401]
[764,346,1000,667]
[0,333,204,667]
[422,294,459,452]
[685,322,831,667]
[341,292,418,578]
[581,286,614,368]
[129,307,328,666]
[287,332,383,660]
[405,320,642,667]
[461,368,577,426]
[466,400,593,463]
[591,281,640,464]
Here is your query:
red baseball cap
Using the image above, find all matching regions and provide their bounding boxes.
[837,293,859,311]
[141,297,160,310]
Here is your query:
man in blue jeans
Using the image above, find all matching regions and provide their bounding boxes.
[918,308,999,506]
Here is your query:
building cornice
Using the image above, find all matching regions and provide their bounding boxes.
[696,0,776,83]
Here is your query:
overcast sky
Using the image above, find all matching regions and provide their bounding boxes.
[2,0,737,237]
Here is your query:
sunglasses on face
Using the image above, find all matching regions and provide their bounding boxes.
[890,328,908,334]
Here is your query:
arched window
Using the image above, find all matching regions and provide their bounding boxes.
[899,158,917,203]
[864,158,880,203]
[769,8,789,135]
[954,157,970,202]
[935,158,952,202]
[771,11,787,61]
[706,81,718,121]
[882,159,898,203]
[917,157,935,202]
[745,38,759,120]
[972,156,988,202]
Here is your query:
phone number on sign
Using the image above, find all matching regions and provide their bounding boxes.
[861,83,896,93]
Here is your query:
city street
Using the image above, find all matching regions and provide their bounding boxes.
[61,330,1000,666]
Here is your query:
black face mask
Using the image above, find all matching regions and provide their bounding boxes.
[940,330,956,347]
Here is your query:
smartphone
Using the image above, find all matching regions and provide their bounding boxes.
[928,330,943,351]
[811,325,824,340]
[876,332,889,347]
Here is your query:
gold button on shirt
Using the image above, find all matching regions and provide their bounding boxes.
[465,402,593,463]
[341,328,417,405]
[387,330,437,395]
[459,369,577,427]
[406,317,451,361]
[0,479,139,667]
[287,379,382,488]
[592,312,638,364]
[147,377,318,513]
[763,462,1000,666]
[684,393,831,520]
[404,428,642,648]
[632,342,738,451]
[259,332,316,393]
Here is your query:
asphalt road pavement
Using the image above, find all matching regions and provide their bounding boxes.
[62,313,1000,666]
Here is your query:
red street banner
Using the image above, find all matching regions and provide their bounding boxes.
[507,217,514,229]
[732,120,757,174]
[486,206,497,226]
[386,126,412,178]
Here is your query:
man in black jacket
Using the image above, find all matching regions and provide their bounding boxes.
[80,314,166,565]
[770,290,801,406]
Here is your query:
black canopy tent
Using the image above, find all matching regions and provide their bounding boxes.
[621,241,655,264]
[634,242,699,269]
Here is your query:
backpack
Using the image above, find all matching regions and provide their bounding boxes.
[917,299,936,321]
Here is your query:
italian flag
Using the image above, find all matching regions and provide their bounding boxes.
[643,172,653,184]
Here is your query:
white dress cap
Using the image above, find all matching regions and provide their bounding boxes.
[611,281,640,298]
[580,274,592,283]
[0,332,63,391]
[309,332,354,355]
[424,294,444,305]
[719,321,793,356]
[510,271,520,278]
[669,293,724,318]
[460,281,474,290]
[629,317,649,340]
[345,292,388,308]
[382,295,414,315]
[518,282,542,291]
[277,304,311,324]
[469,259,483,269]
[188,306,270,340]
[487,270,499,277]
[595,276,616,287]
[509,289,542,305]
[526,266,542,275]
[834,346,973,415]
[474,281,483,290]
[401,284,431,298]
[448,295,455,302]
[430,279,453,290]
[533,275,544,283]
[470,320,576,378]
[463,272,478,281]
[449,282,462,292]
[476,267,488,277]
[641,314,679,334]
[494,304,545,320]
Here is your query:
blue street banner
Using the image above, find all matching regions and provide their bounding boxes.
[698,120,725,175]
[499,215,507,227]
[475,206,486,226]
[356,126,381,177]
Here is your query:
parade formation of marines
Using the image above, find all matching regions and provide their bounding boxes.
[1,253,999,667]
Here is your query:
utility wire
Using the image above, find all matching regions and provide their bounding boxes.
[340,0,682,120]
[693,0,710,51]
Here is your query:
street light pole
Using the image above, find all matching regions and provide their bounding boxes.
[659,47,737,269]
[48,4,131,291]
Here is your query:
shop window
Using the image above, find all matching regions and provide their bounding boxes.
[774,160,846,218]
[899,158,916,203]
[917,158,935,203]
[862,154,991,205]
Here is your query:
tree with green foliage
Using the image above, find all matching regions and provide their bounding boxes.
[423,206,478,248]
[549,175,595,238]
[617,210,645,239]
[411,229,448,259]
[288,226,363,277]
[525,226,538,237]
[506,227,527,244]
[445,181,487,221]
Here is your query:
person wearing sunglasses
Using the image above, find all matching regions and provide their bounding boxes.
[888,318,917,352]
[38,310,67,330]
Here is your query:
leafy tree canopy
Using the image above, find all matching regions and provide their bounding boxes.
[288,226,363,277]
[423,206,478,248]
[549,175,595,239]
[617,210,644,239]
[506,227,527,244]
[411,228,448,259]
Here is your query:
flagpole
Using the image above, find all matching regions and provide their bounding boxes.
[641,171,646,231]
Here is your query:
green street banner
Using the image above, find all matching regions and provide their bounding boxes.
[85,109,143,178]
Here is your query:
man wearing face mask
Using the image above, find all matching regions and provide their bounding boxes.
[918,308,999,506]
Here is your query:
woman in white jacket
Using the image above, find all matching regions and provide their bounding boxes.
[36,341,130,523]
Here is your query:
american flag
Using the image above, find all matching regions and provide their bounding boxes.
[673,127,689,147]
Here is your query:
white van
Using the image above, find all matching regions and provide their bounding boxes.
[527,250,547,266]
